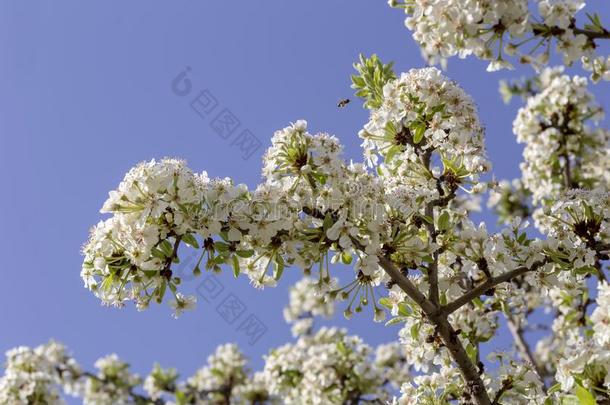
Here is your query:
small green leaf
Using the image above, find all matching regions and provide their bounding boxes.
[410,323,420,340]
[437,211,450,231]
[151,247,167,260]
[182,233,199,249]
[385,144,401,164]
[274,256,285,281]
[385,316,407,326]
[574,384,597,405]
[378,297,393,310]
[398,303,411,316]
[157,282,167,302]
[232,255,240,278]
[159,240,174,257]
[236,249,254,258]
[413,123,426,144]
[215,242,229,252]
[465,342,477,363]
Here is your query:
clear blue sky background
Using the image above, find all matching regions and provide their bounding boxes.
[1,1,609,398]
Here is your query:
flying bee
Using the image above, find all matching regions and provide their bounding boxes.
[337,98,350,108]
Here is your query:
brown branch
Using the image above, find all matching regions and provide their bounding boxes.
[505,315,547,386]
[425,203,440,307]
[303,202,493,403]
[376,256,492,405]
[491,377,514,405]
[439,260,548,317]
[573,26,610,40]
[160,236,182,280]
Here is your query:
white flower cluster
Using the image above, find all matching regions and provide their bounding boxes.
[487,179,531,224]
[83,354,141,405]
[0,333,414,405]
[486,352,546,403]
[184,343,249,403]
[582,54,610,83]
[81,158,215,312]
[393,365,462,404]
[554,332,601,392]
[396,0,529,66]
[283,277,335,336]
[361,67,489,189]
[541,189,610,243]
[398,317,449,373]
[390,0,610,81]
[263,327,389,404]
[374,343,411,390]
[513,68,609,206]
[0,341,79,405]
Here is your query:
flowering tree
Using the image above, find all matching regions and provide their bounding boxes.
[2,1,610,404]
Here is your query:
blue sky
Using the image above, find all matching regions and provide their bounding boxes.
[1,0,609,396]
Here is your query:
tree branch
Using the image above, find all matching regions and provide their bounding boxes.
[424,203,440,307]
[573,26,610,40]
[505,315,547,385]
[376,255,492,405]
[304,200,493,403]
[439,260,548,317]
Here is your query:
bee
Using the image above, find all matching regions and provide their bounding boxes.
[337,98,350,108]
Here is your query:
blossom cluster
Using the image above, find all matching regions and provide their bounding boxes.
[389,0,610,82]
[263,327,390,404]
[361,67,489,184]
[82,120,393,318]
[283,277,335,336]
[0,341,79,405]
[0,331,413,405]
[513,68,609,207]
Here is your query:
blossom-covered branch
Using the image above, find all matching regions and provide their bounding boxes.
[390,0,610,82]
[74,48,610,404]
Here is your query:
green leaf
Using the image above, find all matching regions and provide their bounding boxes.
[175,390,188,405]
[236,249,254,258]
[465,342,477,363]
[157,282,167,302]
[274,256,285,280]
[574,384,597,405]
[385,144,401,164]
[378,297,393,310]
[398,302,411,316]
[232,255,240,278]
[385,316,407,326]
[212,254,227,265]
[437,211,450,231]
[159,240,174,257]
[215,242,229,252]
[181,233,199,249]
[413,123,426,144]
[210,368,224,378]
[351,53,396,109]
[410,323,420,340]
[323,213,334,232]
[100,273,115,292]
